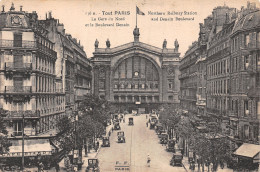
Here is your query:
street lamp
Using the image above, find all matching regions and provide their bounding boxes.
[22,113,24,171]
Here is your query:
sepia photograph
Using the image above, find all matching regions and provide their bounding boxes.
[0,0,259,171]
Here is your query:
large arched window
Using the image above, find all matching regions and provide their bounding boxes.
[114,56,159,81]
[113,56,159,91]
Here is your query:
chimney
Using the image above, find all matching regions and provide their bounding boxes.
[79,40,80,45]
[57,23,64,33]
[20,5,22,12]
[2,5,4,12]
[49,11,52,19]
[46,13,47,19]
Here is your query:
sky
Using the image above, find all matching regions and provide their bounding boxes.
[0,0,259,58]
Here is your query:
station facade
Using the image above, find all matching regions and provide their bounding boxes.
[91,28,180,113]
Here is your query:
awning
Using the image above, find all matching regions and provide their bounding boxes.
[233,143,260,159]
[0,139,54,157]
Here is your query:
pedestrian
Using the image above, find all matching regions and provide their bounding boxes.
[73,164,78,172]
[55,163,60,172]
[38,162,44,172]
[97,140,100,148]
[190,161,195,172]
[147,154,151,167]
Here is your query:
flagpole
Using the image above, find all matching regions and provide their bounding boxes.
[136,6,137,28]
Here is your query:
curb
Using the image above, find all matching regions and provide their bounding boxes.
[94,146,102,158]
[182,163,189,172]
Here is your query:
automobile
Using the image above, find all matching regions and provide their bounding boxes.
[155,123,163,134]
[85,159,100,172]
[128,117,134,125]
[166,139,176,152]
[114,122,121,130]
[101,136,110,147]
[149,117,158,129]
[117,131,126,143]
[170,152,183,166]
[160,133,168,144]
[158,130,167,138]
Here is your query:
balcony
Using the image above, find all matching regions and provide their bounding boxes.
[5,62,32,71]
[248,41,260,50]
[0,39,36,48]
[207,108,220,114]
[5,110,40,119]
[36,42,57,58]
[0,39,57,58]
[4,86,32,94]
[75,69,92,78]
[248,87,260,98]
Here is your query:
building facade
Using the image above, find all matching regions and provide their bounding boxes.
[0,5,59,138]
[179,2,260,170]
[92,28,180,113]
[0,4,92,166]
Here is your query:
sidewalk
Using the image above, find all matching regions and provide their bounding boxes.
[59,139,102,172]
[59,124,114,171]
[181,156,233,172]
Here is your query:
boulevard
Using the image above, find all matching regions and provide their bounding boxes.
[97,114,186,172]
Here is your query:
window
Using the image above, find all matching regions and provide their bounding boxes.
[99,80,105,90]
[14,121,22,136]
[244,100,249,116]
[114,84,118,89]
[245,34,250,47]
[244,56,249,69]
[141,84,145,89]
[244,125,249,139]
[14,33,22,47]
[169,83,172,90]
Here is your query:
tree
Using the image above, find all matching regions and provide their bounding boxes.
[0,108,10,154]
[55,94,114,152]
[191,122,232,172]
[55,116,75,153]
[78,94,113,127]
[158,104,181,128]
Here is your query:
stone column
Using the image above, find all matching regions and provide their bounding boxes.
[93,66,99,96]
[162,65,168,102]
[105,66,110,100]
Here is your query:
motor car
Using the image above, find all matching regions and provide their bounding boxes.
[166,139,175,152]
[114,122,121,130]
[155,123,163,134]
[160,133,168,144]
[170,152,183,166]
[128,117,134,125]
[85,159,100,172]
[158,130,167,138]
[149,117,158,129]
[117,131,126,143]
[101,136,110,147]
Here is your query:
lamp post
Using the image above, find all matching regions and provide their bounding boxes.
[22,113,24,171]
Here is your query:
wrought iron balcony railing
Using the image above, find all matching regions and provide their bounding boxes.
[5,62,32,71]
[5,86,32,93]
[0,39,36,48]
[5,110,40,119]
[0,39,57,57]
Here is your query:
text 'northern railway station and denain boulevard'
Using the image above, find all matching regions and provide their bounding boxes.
[0,1,259,172]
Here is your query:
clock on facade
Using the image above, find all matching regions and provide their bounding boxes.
[134,71,139,77]
[11,16,21,25]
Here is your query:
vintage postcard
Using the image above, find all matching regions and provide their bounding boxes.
[0,0,259,171]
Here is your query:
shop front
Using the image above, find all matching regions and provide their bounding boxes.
[233,143,260,171]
